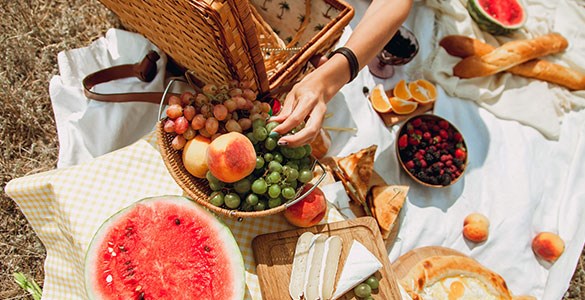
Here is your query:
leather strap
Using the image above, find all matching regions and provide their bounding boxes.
[82,50,178,104]
[83,50,298,104]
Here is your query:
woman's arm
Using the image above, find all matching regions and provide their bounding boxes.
[270,0,413,147]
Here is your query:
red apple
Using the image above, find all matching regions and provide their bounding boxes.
[283,184,327,227]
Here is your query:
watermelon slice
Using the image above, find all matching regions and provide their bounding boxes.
[84,196,245,300]
[467,0,526,35]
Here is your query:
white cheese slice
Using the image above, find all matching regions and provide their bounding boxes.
[289,232,316,300]
[331,240,383,300]
[304,234,328,300]
[319,236,343,300]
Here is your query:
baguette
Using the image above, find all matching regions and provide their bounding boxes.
[452,33,568,77]
[441,35,585,90]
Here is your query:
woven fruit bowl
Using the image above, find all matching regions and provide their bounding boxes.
[396,114,468,188]
[156,79,325,220]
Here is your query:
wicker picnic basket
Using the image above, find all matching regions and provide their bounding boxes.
[98,0,354,94]
[98,0,352,219]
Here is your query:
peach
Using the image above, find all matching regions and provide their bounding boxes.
[206,132,256,183]
[532,232,564,263]
[463,213,489,243]
[283,184,328,227]
[182,135,211,178]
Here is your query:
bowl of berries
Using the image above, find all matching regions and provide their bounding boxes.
[396,114,468,187]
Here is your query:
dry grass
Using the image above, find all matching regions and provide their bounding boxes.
[0,0,583,299]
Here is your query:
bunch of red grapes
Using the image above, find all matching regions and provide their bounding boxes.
[163,80,272,150]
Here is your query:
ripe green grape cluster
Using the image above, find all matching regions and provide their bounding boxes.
[206,119,314,211]
[162,79,272,150]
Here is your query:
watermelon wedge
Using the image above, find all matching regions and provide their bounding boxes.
[467,0,526,35]
[84,196,245,300]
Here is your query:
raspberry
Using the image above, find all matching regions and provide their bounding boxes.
[420,159,428,168]
[439,120,449,129]
[433,136,442,144]
[409,137,420,146]
[440,155,450,162]
[423,132,431,141]
[405,160,415,169]
[439,129,449,140]
[453,132,463,142]
[412,118,422,127]
[445,160,453,167]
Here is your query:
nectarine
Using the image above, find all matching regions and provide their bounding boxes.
[463,213,489,243]
[532,232,564,263]
[283,184,328,228]
[182,135,211,178]
[206,132,256,183]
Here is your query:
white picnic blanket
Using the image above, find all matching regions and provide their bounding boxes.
[12,1,585,300]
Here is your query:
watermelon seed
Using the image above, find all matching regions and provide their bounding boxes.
[125,261,131,265]
[204,246,211,252]
[106,275,113,283]
[118,245,126,252]
[135,285,142,292]
[174,218,181,225]
[138,292,145,300]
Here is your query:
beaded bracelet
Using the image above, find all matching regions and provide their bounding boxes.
[328,47,359,83]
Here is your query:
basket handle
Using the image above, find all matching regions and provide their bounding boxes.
[82,50,181,104]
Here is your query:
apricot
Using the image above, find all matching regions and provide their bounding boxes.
[206,132,256,183]
[182,135,211,178]
[283,184,328,228]
[463,213,489,243]
[532,232,564,263]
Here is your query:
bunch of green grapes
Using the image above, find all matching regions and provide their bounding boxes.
[206,119,314,211]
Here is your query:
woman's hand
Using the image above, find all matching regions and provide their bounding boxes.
[270,0,412,147]
[269,55,349,147]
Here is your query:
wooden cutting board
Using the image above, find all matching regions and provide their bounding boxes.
[391,246,467,279]
[252,217,401,300]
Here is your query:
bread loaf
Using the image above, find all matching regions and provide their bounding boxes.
[452,33,568,77]
[441,35,585,90]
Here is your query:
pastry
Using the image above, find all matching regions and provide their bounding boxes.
[400,255,512,299]
[336,145,378,204]
[368,185,409,240]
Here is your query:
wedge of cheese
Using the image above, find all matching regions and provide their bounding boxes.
[331,240,383,299]
[289,232,316,300]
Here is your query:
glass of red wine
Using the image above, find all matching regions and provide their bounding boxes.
[368,26,419,79]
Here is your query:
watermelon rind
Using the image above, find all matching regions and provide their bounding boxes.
[84,195,245,300]
[466,0,526,36]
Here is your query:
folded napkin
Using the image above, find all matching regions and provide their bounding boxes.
[421,0,585,139]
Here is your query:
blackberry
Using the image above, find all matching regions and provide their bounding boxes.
[453,158,463,168]
[431,164,441,174]
[424,152,434,163]
[429,176,439,185]
[440,174,452,186]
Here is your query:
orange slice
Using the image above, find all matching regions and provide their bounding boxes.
[390,96,418,115]
[393,79,412,100]
[369,84,392,113]
[408,79,437,104]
